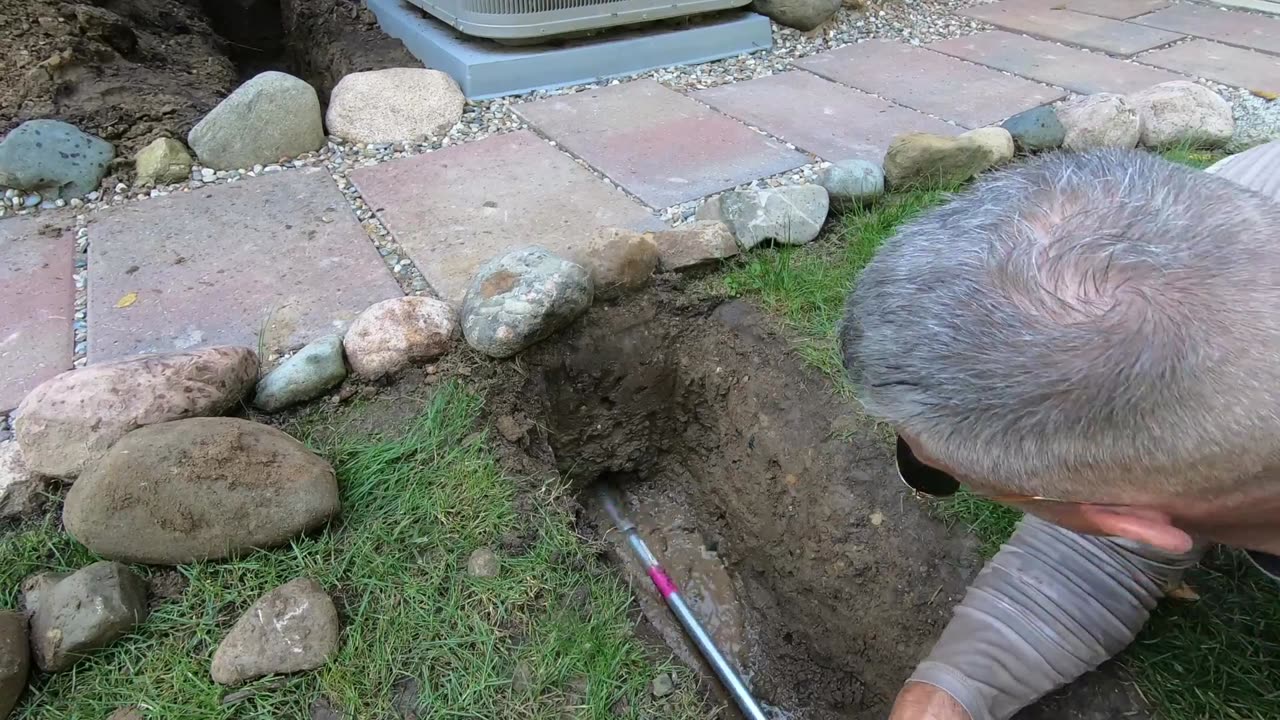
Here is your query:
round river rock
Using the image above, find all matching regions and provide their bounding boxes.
[63,417,339,565]
[14,346,258,479]
[461,247,593,359]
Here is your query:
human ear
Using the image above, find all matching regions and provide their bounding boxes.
[1073,504,1195,553]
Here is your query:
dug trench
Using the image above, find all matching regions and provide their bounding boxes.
[485,287,1153,720]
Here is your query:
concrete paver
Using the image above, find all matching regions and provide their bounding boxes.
[1060,0,1170,20]
[0,216,74,411]
[350,130,667,305]
[930,31,1188,95]
[1137,39,1280,92]
[87,167,402,363]
[1132,3,1280,55]
[796,41,1064,128]
[961,1,1183,55]
[512,80,808,208]
[694,71,960,162]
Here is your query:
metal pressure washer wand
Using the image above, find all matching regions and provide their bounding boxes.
[598,486,768,720]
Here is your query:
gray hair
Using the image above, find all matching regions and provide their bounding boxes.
[842,149,1280,500]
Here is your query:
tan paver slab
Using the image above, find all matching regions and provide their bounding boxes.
[930,31,1188,94]
[87,167,402,363]
[1133,3,1280,55]
[961,1,1183,55]
[350,130,667,306]
[512,80,808,208]
[695,71,960,162]
[0,215,74,411]
[796,40,1064,128]
[1137,39,1280,92]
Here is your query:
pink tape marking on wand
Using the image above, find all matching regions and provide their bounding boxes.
[647,566,679,599]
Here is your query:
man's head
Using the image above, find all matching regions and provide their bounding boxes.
[841,149,1280,552]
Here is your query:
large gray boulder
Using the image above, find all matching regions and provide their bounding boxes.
[326,69,465,144]
[14,346,258,479]
[0,611,28,718]
[1129,81,1234,149]
[0,119,114,199]
[253,335,347,412]
[188,71,325,170]
[64,418,339,565]
[752,0,841,30]
[1057,93,1141,151]
[28,562,148,673]
[461,248,593,359]
[697,186,830,250]
[211,578,339,685]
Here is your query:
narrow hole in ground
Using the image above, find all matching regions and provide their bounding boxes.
[200,0,292,80]
[503,291,984,720]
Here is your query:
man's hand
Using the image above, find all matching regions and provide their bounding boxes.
[888,682,973,720]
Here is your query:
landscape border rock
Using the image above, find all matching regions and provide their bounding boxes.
[63,417,340,565]
[697,185,830,249]
[461,247,594,359]
[13,346,259,479]
[188,71,325,171]
[211,578,340,686]
[1057,93,1141,151]
[326,68,466,144]
[29,562,148,673]
[0,119,115,200]
[0,611,28,719]
[344,297,457,380]
[254,335,348,412]
[1129,81,1234,150]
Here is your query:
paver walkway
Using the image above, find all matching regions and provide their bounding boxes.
[2,0,1278,405]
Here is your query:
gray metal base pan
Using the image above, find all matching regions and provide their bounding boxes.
[365,0,773,99]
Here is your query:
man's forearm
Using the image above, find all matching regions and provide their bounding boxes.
[909,514,1202,720]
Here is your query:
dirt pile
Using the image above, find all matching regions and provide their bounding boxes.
[0,0,416,176]
[1,0,236,163]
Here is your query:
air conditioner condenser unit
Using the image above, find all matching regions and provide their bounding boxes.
[405,0,755,41]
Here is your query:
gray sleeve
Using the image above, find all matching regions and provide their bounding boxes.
[909,514,1203,720]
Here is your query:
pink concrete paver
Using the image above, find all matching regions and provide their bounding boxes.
[87,167,402,363]
[1133,3,1280,56]
[961,1,1183,55]
[694,72,960,162]
[1058,0,1170,20]
[1138,39,1280,93]
[0,216,74,411]
[512,80,808,208]
[795,41,1064,129]
[929,31,1188,95]
[350,130,667,305]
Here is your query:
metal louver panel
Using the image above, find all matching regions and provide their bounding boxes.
[407,0,753,40]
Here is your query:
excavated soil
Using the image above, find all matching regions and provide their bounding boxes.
[0,0,413,177]
[483,288,1152,720]
[1,0,237,163]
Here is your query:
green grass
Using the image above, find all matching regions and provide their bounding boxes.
[714,188,954,390]
[1162,145,1229,170]
[716,157,1280,719]
[1,382,704,719]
